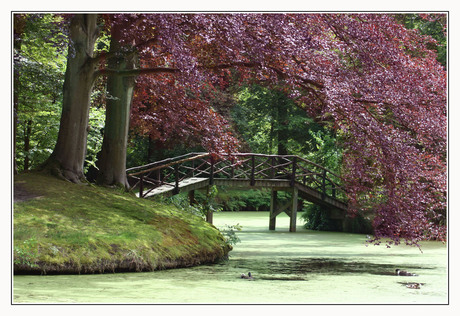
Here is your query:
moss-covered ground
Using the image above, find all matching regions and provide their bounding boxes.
[13,172,231,274]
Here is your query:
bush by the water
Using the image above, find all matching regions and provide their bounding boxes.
[302,203,373,234]
[302,204,341,231]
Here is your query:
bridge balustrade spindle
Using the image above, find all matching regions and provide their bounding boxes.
[173,165,179,194]
[250,155,255,186]
[290,156,297,187]
[139,174,144,198]
[321,169,327,200]
[209,156,214,185]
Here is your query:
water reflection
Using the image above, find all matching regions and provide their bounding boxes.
[230,257,433,277]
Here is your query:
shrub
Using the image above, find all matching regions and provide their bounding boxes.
[301,204,341,231]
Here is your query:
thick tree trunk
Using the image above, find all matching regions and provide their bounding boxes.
[96,31,137,188]
[41,14,99,183]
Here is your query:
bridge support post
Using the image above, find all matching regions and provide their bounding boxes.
[269,190,277,230]
[204,186,213,224]
[188,190,196,205]
[206,210,213,224]
[289,187,298,232]
[269,187,298,232]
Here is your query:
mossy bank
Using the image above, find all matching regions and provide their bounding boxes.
[13,172,232,274]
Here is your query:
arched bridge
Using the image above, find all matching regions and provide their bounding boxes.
[126,153,348,232]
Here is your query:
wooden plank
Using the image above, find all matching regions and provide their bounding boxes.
[139,177,209,198]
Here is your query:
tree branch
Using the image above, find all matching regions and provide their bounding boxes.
[96,67,180,78]
[94,61,260,79]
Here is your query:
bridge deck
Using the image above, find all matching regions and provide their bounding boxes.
[139,177,347,212]
[137,177,209,198]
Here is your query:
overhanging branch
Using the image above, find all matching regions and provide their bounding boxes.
[94,61,260,79]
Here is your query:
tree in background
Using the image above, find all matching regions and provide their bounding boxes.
[16,13,446,245]
[13,14,66,173]
[397,13,446,68]
[232,85,340,169]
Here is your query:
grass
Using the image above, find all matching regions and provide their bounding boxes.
[13,172,231,274]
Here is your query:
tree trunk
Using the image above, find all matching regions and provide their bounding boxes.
[41,14,99,183]
[276,93,288,156]
[23,119,32,171]
[96,29,137,188]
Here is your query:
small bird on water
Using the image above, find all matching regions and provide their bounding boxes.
[405,283,421,289]
[240,272,254,280]
[395,269,418,276]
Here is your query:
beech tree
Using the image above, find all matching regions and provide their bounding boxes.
[95,17,138,187]
[32,13,446,244]
[41,15,99,183]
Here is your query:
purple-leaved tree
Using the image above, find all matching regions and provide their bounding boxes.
[36,13,446,245]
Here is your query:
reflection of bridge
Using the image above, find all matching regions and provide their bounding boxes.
[127,153,348,232]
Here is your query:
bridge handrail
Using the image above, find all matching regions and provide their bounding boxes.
[127,152,341,180]
[126,152,209,175]
[126,152,347,201]
[227,153,342,180]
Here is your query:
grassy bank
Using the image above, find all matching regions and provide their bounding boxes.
[13,172,231,274]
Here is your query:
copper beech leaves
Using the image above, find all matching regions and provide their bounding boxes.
[97,13,446,245]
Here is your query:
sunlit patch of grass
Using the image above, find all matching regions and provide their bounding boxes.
[13,172,231,274]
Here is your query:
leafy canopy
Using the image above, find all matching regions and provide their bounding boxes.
[19,13,446,245]
[126,13,446,245]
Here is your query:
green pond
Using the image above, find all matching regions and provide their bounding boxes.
[13,211,448,304]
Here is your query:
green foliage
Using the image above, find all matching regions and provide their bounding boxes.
[167,186,223,218]
[15,14,106,175]
[233,85,318,155]
[84,106,105,173]
[232,85,343,174]
[398,14,447,68]
[15,14,66,172]
[199,185,223,215]
[301,203,373,234]
[219,224,242,246]
[305,129,343,174]
[213,188,290,212]
[347,214,374,235]
[126,135,150,168]
[126,134,205,169]
[161,187,242,246]
[166,193,203,217]
[301,204,340,231]
[13,238,39,268]
[215,188,269,211]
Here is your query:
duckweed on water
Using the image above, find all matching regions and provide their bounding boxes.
[14,211,447,303]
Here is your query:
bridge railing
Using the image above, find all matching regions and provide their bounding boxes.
[212,153,347,201]
[126,152,347,202]
[126,152,211,197]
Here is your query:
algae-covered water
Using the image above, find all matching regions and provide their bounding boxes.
[13,211,448,304]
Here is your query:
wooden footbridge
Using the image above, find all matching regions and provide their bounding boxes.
[126,153,348,232]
